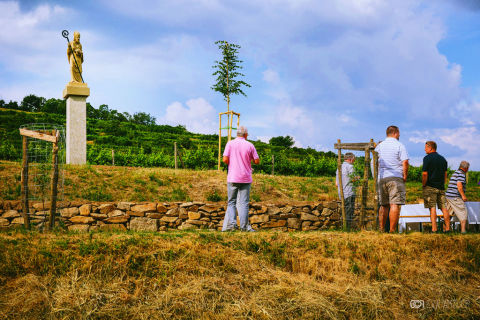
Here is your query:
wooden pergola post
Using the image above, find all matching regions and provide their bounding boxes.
[21,135,31,230]
[337,139,346,230]
[217,111,240,171]
[361,145,370,228]
[372,142,379,230]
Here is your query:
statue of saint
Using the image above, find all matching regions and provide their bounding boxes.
[67,31,83,83]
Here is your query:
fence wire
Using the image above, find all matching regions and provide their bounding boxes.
[19,124,65,218]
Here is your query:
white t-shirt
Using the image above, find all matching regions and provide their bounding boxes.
[374,137,409,179]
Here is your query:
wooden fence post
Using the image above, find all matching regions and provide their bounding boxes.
[373,141,379,230]
[337,139,346,230]
[49,130,59,230]
[21,136,30,230]
[111,149,115,166]
[361,146,370,228]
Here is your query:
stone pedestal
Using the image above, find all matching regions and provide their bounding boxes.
[63,82,90,165]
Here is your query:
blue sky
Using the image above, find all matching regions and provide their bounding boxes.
[1,0,480,169]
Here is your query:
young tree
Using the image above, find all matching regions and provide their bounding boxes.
[211,41,251,111]
[269,135,295,148]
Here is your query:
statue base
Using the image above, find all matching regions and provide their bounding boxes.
[63,81,90,99]
[63,82,90,165]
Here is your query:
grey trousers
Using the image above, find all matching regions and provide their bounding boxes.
[222,182,254,231]
[345,195,355,229]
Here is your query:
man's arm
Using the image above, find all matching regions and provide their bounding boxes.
[223,156,229,165]
[402,160,409,182]
[457,181,467,202]
[422,171,428,187]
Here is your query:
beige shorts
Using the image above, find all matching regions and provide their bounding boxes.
[423,186,446,209]
[379,177,406,206]
[446,197,468,222]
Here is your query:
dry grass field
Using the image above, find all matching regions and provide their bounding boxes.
[1,160,479,204]
[0,230,479,319]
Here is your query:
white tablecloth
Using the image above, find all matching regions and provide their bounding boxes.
[398,202,480,232]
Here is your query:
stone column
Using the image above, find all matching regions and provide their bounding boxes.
[63,82,90,164]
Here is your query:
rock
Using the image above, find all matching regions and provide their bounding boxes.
[292,207,302,215]
[188,205,199,212]
[257,205,268,214]
[188,211,202,220]
[178,208,188,219]
[178,223,197,230]
[156,204,168,213]
[313,221,322,227]
[100,224,126,231]
[301,212,320,222]
[130,217,158,232]
[327,201,338,210]
[302,206,312,213]
[117,202,134,211]
[268,206,281,215]
[250,214,269,224]
[131,203,157,213]
[11,217,25,224]
[159,226,167,232]
[160,216,178,223]
[312,210,321,216]
[321,208,334,217]
[108,210,125,218]
[146,213,164,219]
[68,224,90,232]
[279,213,296,219]
[33,202,50,210]
[263,220,287,228]
[98,204,115,214]
[70,216,95,224]
[79,204,92,216]
[287,218,301,229]
[60,207,79,218]
[165,208,180,217]
[33,210,47,216]
[91,213,108,219]
[301,221,312,230]
[199,204,220,213]
[180,202,194,208]
[186,219,206,226]
[0,218,9,227]
[3,210,20,218]
[315,203,323,211]
[127,210,145,217]
[105,216,128,224]
[281,206,293,214]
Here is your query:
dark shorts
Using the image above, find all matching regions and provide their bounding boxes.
[423,186,446,209]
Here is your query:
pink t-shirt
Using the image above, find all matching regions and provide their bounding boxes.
[223,137,259,183]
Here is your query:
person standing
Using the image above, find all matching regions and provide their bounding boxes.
[445,161,470,233]
[422,141,451,232]
[222,126,260,232]
[336,153,356,229]
[375,125,409,232]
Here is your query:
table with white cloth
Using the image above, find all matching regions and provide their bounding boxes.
[398,202,480,232]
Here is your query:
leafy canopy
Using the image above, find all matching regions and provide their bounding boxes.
[211,41,251,106]
[269,136,295,148]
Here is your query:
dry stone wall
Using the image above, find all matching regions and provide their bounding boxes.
[0,200,342,232]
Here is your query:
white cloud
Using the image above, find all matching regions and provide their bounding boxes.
[262,69,280,84]
[163,97,217,134]
[256,136,271,143]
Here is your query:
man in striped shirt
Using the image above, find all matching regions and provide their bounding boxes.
[445,161,469,233]
[374,125,409,232]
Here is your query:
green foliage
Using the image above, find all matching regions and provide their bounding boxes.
[206,189,224,202]
[269,135,295,148]
[211,41,251,105]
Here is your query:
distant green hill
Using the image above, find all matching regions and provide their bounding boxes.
[0,95,339,177]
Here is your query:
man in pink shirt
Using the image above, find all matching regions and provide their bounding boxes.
[222,126,260,231]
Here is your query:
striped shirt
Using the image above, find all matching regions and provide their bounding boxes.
[374,137,409,179]
[446,169,466,198]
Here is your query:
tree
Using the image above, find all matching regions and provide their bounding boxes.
[21,94,45,112]
[132,112,156,126]
[211,41,251,111]
[269,136,295,148]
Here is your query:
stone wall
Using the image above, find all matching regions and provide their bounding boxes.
[0,200,342,232]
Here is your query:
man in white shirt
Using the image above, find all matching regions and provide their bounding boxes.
[336,152,356,229]
[374,125,409,232]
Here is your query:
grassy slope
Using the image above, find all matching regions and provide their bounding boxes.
[0,230,479,319]
[1,161,479,204]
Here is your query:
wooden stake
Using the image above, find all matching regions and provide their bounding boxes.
[361,146,370,228]
[112,149,115,166]
[21,136,30,230]
[337,139,346,230]
[372,140,379,230]
[49,130,59,230]
[218,113,222,171]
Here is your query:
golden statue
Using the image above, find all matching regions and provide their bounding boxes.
[67,31,83,83]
